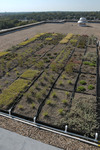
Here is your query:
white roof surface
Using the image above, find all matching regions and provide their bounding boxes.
[0,128,63,150]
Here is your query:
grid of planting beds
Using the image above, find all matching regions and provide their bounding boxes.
[0,32,99,139]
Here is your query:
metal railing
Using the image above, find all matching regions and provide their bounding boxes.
[0,111,99,147]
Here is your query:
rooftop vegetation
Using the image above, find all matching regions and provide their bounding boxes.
[60,33,73,44]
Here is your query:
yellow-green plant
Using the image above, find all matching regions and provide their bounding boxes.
[62,99,68,105]
[20,69,39,80]
[45,37,52,41]
[51,91,57,98]
[70,39,78,46]
[43,112,48,117]
[58,108,64,115]
[58,80,63,86]
[0,79,30,109]
[6,72,10,76]
[35,61,44,69]
[67,80,72,85]
[60,33,73,44]
[31,103,35,109]
[46,100,53,105]
[65,62,74,73]
[19,33,46,46]
[0,52,9,57]
[52,33,58,36]
[65,91,70,97]
[62,74,66,79]
[18,104,24,110]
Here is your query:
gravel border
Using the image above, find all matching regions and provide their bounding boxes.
[0,116,99,150]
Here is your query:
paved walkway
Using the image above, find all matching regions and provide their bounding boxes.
[0,128,63,150]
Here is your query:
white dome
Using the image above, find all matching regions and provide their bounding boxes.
[79,17,86,21]
[78,17,87,26]
[78,20,86,24]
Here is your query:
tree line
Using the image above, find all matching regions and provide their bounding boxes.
[0,11,100,30]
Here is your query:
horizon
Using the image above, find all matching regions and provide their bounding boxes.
[0,0,100,12]
[0,11,100,13]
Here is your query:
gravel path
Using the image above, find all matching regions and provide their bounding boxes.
[0,116,99,150]
[0,22,100,52]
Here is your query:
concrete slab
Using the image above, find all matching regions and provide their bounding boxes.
[0,128,63,150]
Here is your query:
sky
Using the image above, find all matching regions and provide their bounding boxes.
[0,0,100,12]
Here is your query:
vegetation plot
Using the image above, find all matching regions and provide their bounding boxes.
[0,32,99,139]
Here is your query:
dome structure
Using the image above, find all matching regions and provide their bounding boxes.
[78,17,87,26]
